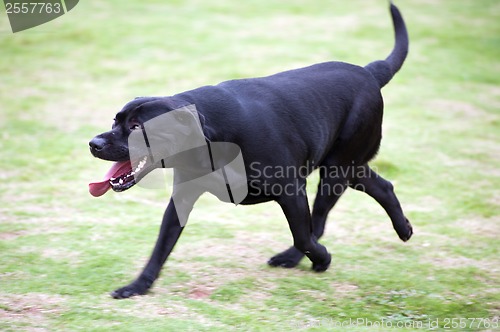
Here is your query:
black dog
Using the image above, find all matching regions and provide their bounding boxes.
[89,3,413,299]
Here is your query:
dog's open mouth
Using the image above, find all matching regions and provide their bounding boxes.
[89,156,148,197]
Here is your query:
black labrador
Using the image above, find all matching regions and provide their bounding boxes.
[89,3,413,299]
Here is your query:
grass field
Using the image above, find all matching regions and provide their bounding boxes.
[1,0,499,330]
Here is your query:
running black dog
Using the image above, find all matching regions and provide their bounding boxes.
[89,3,413,299]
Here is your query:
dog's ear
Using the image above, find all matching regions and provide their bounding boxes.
[121,97,164,114]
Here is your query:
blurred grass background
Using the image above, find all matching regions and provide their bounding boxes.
[0,0,499,331]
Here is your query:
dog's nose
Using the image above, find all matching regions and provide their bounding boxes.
[89,137,107,152]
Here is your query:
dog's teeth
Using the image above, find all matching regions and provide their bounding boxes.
[110,177,116,181]
[131,156,148,174]
[119,179,124,185]
[135,161,146,173]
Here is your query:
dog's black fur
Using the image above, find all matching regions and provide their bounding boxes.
[89,3,413,299]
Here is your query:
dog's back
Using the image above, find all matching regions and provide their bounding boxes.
[175,3,409,167]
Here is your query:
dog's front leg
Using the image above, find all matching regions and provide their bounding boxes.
[111,198,186,299]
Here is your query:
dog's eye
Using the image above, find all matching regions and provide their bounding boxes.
[130,124,141,131]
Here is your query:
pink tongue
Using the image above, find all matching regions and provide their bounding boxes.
[89,161,131,197]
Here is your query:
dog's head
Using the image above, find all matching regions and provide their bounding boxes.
[88,97,206,197]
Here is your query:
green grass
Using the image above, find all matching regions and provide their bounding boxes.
[1,0,499,330]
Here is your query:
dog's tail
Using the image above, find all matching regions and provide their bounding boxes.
[364,2,408,88]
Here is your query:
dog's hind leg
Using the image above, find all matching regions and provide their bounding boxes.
[350,164,413,241]
[268,165,348,269]
[310,170,349,239]
[270,179,332,272]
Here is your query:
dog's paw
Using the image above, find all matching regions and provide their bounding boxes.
[111,282,149,299]
[397,218,413,242]
[312,253,331,272]
[268,247,304,268]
